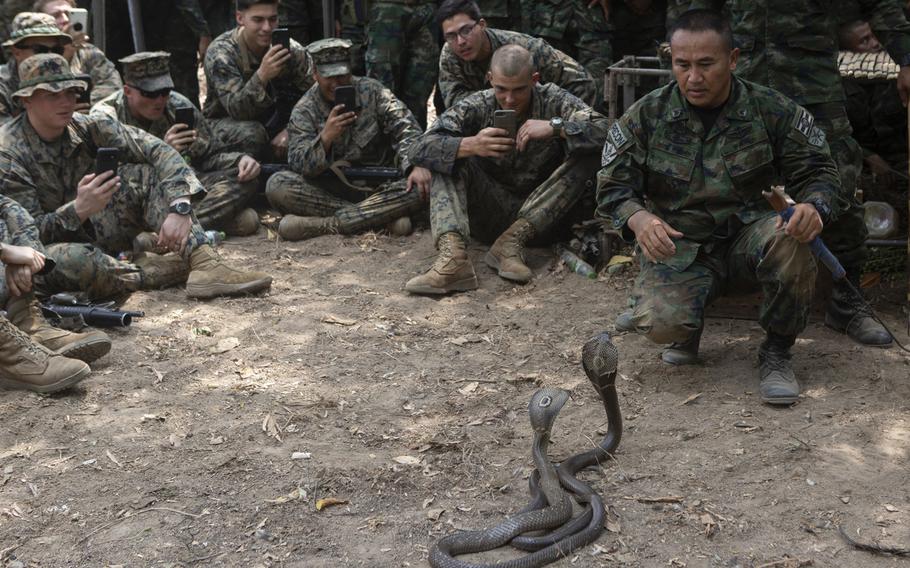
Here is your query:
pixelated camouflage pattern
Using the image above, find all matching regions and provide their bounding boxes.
[0,0,34,60]
[36,242,142,301]
[2,12,70,47]
[70,43,124,105]
[174,0,211,37]
[0,194,45,306]
[365,1,438,127]
[439,27,596,109]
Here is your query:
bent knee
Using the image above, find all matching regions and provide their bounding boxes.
[632,308,700,345]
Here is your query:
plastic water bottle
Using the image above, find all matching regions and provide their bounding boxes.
[558,246,597,279]
[204,230,226,246]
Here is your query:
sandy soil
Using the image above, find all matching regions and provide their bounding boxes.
[2,227,909,568]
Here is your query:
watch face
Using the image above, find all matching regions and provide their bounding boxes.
[173,202,192,215]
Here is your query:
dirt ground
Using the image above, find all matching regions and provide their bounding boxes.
[1,227,909,568]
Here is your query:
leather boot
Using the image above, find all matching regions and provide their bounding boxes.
[223,208,261,237]
[758,332,800,405]
[0,315,90,394]
[135,252,190,290]
[825,273,892,347]
[615,310,635,332]
[185,244,273,299]
[133,231,167,255]
[6,293,111,364]
[278,215,340,241]
[405,232,478,295]
[387,216,412,236]
[485,218,535,283]
[661,325,703,365]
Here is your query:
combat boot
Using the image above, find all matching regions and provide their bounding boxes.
[661,325,703,365]
[387,216,413,236]
[223,208,261,237]
[185,244,273,299]
[405,232,478,295]
[758,332,800,405]
[0,315,90,394]
[615,310,635,332]
[825,273,892,347]
[278,215,340,241]
[135,252,190,290]
[6,293,111,364]
[485,218,535,283]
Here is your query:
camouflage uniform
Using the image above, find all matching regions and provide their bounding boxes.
[0,0,33,64]
[69,43,124,104]
[596,77,842,344]
[338,0,369,75]
[438,27,597,109]
[611,0,667,58]
[266,43,424,233]
[203,27,314,140]
[0,194,46,305]
[410,83,608,243]
[364,0,439,128]
[476,0,524,32]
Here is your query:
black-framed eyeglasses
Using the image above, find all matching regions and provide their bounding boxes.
[443,22,478,44]
[131,85,172,99]
[19,44,65,55]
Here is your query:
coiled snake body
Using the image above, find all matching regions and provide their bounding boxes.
[429,332,623,568]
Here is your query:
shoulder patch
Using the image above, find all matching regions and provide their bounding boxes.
[793,108,815,139]
[807,126,826,148]
[608,122,629,148]
[601,140,619,167]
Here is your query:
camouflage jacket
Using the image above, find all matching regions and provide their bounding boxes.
[687,0,910,105]
[91,90,244,173]
[596,77,841,270]
[438,27,596,108]
[0,194,43,252]
[203,27,314,122]
[174,0,211,36]
[288,76,422,177]
[411,82,608,191]
[0,113,205,245]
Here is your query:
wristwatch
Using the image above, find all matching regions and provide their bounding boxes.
[168,201,193,215]
[549,117,564,136]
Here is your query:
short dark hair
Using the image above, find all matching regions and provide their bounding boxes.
[237,0,279,11]
[436,0,481,28]
[667,9,733,51]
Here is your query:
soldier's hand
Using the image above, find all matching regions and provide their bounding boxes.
[628,210,684,262]
[516,119,558,152]
[164,124,197,152]
[898,66,910,106]
[588,0,610,20]
[75,171,120,221]
[5,264,35,297]
[237,155,261,182]
[321,104,357,146]
[271,128,289,160]
[778,203,823,243]
[257,44,292,84]
[406,166,432,201]
[461,127,515,158]
[0,244,45,273]
[157,213,193,255]
[198,34,212,59]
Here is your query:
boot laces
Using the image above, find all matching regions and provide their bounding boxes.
[760,348,791,373]
[2,318,45,359]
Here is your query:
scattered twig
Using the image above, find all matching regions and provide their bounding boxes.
[0,544,20,561]
[838,524,910,556]
[789,434,811,449]
[755,559,812,568]
[76,507,203,546]
[624,495,683,504]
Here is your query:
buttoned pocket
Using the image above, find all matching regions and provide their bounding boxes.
[646,145,696,210]
[722,141,775,200]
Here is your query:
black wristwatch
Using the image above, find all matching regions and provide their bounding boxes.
[549,117,564,136]
[168,201,193,215]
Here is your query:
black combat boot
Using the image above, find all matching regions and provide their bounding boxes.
[661,325,703,365]
[758,332,800,405]
[825,272,892,347]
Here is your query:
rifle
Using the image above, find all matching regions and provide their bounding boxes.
[40,293,144,328]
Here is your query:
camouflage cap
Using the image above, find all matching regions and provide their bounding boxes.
[119,51,175,91]
[12,53,87,99]
[2,12,72,47]
[307,38,353,78]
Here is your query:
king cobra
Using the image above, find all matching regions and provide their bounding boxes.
[429,332,623,568]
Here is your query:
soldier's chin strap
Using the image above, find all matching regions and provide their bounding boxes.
[763,186,910,354]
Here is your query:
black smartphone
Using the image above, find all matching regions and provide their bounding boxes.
[94,147,119,176]
[271,27,291,51]
[334,85,357,112]
[174,106,195,129]
[75,74,92,105]
[493,109,517,138]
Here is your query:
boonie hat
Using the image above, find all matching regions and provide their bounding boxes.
[3,12,72,47]
[12,52,87,99]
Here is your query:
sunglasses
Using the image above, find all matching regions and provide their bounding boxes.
[130,85,172,99]
[443,22,478,44]
[19,44,65,55]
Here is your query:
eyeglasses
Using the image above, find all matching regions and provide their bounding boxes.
[130,86,172,99]
[443,22,478,44]
[18,44,65,55]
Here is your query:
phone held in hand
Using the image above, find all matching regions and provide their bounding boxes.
[493,109,517,138]
[271,27,291,51]
[94,147,119,177]
[334,85,357,112]
[69,8,89,35]
[174,106,195,130]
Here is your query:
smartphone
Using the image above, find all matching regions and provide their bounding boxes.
[271,27,291,51]
[74,74,92,105]
[493,109,517,139]
[68,8,89,35]
[94,147,119,176]
[334,85,357,112]
[174,106,195,129]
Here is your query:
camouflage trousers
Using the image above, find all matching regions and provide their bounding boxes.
[195,168,258,231]
[365,1,439,128]
[628,215,818,345]
[0,202,44,307]
[265,170,424,234]
[430,154,597,244]
[209,118,270,161]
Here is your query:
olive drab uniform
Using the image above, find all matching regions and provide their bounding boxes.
[596,77,842,344]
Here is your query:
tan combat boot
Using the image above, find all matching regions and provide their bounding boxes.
[0,315,90,394]
[277,215,340,241]
[485,218,536,283]
[405,232,478,295]
[387,216,413,236]
[135,252,190,290]
[133,231,167,255]
[223,208,261,237]
[185,244,273,299]
[6,293,112,364]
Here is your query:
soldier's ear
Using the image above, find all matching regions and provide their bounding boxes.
[235,10,245,27]
[486,70,492,83]
[729,47,739,72]
[531,71,540,86]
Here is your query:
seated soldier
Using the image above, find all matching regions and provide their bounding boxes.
[435,0,596,110]
[92,51,262,238]
[598,11,839,405]
[0,193,108,394]
[203,0,313,161]
[0,53,273,301]
[34,2,123,104]
[405,44,608,294]
[266,38,429,241]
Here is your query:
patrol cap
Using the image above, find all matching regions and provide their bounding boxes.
[307,38,353,78]
[12,53,87,99]
[3,12,72,47]
[119,51,175,91]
